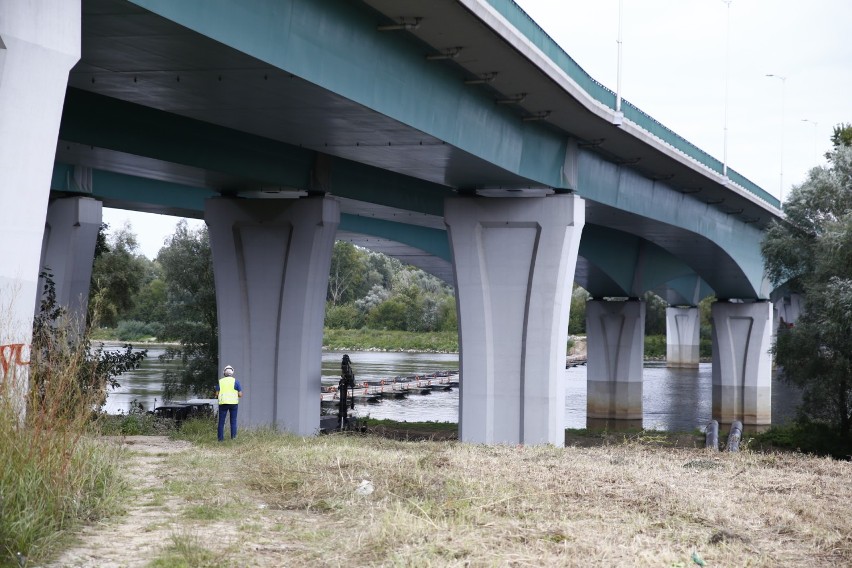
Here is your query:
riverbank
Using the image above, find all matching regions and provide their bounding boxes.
[43,424,852,567]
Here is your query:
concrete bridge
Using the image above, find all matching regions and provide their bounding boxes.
[1,0,784,445]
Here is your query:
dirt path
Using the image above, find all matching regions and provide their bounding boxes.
[44,436,196,568]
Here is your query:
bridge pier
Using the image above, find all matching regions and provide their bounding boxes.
[711,301,773,427]
[665,306,700,368]
[445,194,584,446]
[586,298,645,429]
[205,196,339,436]
[0,0,80,415]
[38,197,102,329]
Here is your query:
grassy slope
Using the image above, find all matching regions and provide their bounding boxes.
[104,418,852,567]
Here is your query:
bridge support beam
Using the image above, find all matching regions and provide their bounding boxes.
[665,306,700,368]
[711,301,773,427]
[38,197,102,329]
[445,194,584,446]
[205,197,339,436]
[586,299,645,429]
[0,0,80,414]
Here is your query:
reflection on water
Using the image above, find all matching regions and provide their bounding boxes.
[107,349,801,431]
[103,347,179,414]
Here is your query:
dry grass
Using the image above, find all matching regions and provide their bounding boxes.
[127,425,852,567]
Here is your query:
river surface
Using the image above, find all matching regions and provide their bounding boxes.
[105,348,801,431]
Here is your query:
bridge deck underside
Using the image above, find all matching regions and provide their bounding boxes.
[51,0,774,300]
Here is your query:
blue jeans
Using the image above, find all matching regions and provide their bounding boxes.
[218,404,238,441]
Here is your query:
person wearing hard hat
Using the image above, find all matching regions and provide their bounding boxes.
[214,365,243,441]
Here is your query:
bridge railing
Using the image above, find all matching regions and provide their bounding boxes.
[485,0,780,209]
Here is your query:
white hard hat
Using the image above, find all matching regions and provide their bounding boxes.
[223,365,234,376]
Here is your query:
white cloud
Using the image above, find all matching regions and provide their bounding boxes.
[101,209,205,260]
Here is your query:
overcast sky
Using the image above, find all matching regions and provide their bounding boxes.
[105,0,852,259]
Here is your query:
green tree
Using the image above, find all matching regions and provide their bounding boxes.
[435,296,458,332]
[643,291,668,336]
[367,297,408,330]
[761,135,852,439]
[327,241,368,305]
[568,285,589,335]
[325,302,364,329]
[89,222,146,327]
[128,260,168,326]
[830,122,852,149]
[32,271,146,408]
[157,220,218,398]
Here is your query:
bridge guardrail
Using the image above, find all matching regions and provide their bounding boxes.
[485,0,780,209]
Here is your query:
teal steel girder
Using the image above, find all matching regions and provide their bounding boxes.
[127,0,568,189]
[577,225,704,298]
[59,89,453,216]
[658,275,714,307]
[60,88,314,190]
[52,163,216,214]
[339,214,450,261]
[578,151,767,298]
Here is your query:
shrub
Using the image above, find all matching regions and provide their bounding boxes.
[116,319,162,341]
[644,335,666,359]
[750,421,852,459]
[325,303,364,329]
[366,298,407,330]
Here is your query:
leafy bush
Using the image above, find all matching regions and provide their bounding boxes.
[96,404,175,437]
[750,421,852,459]
[644,335,666,359]
[325,303,364,329]
[366,298,408,330]
[116,319,163,341]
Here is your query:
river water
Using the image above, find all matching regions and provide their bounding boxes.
[104,348,801,431]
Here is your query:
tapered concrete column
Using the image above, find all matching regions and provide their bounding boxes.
[711,301,772,427]
[205,197,339,436]
[586,299,645,427]
[0,1,80,413]
[665,306,700,368]
[445,193,584,446]
[38,197,102,328]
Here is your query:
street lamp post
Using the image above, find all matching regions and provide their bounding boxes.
[766,74,786,202]
[615,0,624,122]
[722,1,732,178]
[801,118,818,164]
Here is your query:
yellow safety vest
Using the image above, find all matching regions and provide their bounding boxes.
[218,376,239,405]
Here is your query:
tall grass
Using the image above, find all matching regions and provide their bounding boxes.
[160,426,852,566]
[0,308,123,566]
